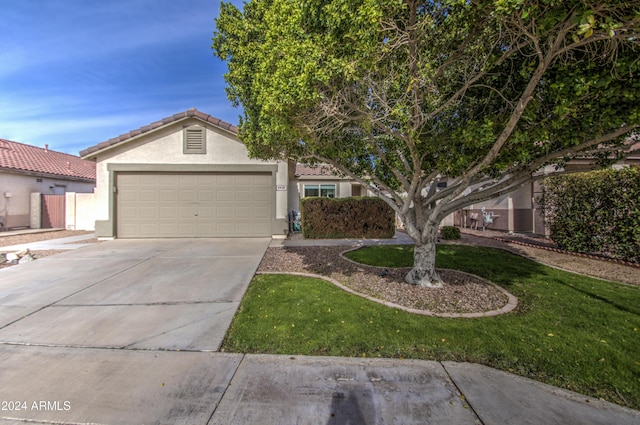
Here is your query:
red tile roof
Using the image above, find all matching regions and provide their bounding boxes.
[295,163,341,177]
[80,108,239,158]
[0,138,96,181]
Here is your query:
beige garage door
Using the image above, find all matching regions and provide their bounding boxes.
[116,172,272,238]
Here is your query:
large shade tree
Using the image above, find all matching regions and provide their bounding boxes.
[213,0,640,287]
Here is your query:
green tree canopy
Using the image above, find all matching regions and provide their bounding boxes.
[213,0,640,286]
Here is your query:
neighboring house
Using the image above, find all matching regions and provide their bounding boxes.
[287,162,374,212]
[80,108,289,239]
[455,144,640,235]
[0,139,96,230]
[451,183,544,234]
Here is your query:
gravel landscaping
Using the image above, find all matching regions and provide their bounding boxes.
[258,246,512,315]
[0,230,93,247]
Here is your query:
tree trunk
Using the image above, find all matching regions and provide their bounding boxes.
[405,234,443,288]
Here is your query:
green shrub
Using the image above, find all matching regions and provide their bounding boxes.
[440,226,461,240]
[539,167,640,263]
[301,197,395,239]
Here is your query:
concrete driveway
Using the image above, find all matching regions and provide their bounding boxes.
[0,238,270,351]
[0,238,268,424]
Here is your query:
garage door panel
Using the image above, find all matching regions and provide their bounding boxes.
[117,172,272,238]
[178,223,196,236]
[254,191,270,202]
[159,207,179,219]
[253,222,271,234]
[119,206,138,219]
[158,190,177,202]
[198,207,215,218]
[139,207,159,219]
[197,222,215,234]
[216,206,234,219]
[139,223,159,236]
[179,190,196,202]
[156,222,175,236]
[253,206,270,216]
[140,190,158,202]
[139,174,159,185]
[118,190,138,202]
[235,207,251,219]
[236,190,252,202]
[216,190,233,202]
[198,189,215,202]
[179,206,194,219]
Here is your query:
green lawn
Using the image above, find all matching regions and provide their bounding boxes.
[221,244,640,410]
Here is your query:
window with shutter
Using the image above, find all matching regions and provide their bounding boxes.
[183,126,206,154]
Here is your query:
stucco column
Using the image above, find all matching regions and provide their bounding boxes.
[507,196,515,233]
[65,192,76,230]
[30,192,42,229]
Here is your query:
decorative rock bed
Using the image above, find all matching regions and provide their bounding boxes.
[258,246,518,318]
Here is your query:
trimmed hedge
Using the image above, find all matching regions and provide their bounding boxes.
[440,226,461,240]
[539,167,640,263]
[301,197,395,239]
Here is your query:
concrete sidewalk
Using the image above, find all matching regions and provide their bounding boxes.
[1,348,638,424]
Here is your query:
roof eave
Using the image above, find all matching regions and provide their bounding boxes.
[0,166,96,183]
[80,116,190,159]
[80,109,239,160]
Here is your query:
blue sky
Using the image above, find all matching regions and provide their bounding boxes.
[0,0,244,155]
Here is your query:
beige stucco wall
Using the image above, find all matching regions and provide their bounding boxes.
[0,171,94,229]
[448,182,540,233]
[65,192,96,231]
[91,118,287,237]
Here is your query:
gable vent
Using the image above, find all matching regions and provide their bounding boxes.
[183,126,206,154]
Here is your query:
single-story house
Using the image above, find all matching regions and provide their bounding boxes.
[80,108,290,239]
[0,138,96,230]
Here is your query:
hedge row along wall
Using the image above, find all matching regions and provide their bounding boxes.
[539,167,640,263]
[301,197,395,239]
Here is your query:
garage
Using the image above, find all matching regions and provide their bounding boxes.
[116,172,273,238]
[80,109,289,239]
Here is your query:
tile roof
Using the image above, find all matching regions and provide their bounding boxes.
[80,108,239,158]
[294,163,342,177]
[0,138,96,181]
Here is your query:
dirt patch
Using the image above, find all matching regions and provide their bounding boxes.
[0,230,93,247]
